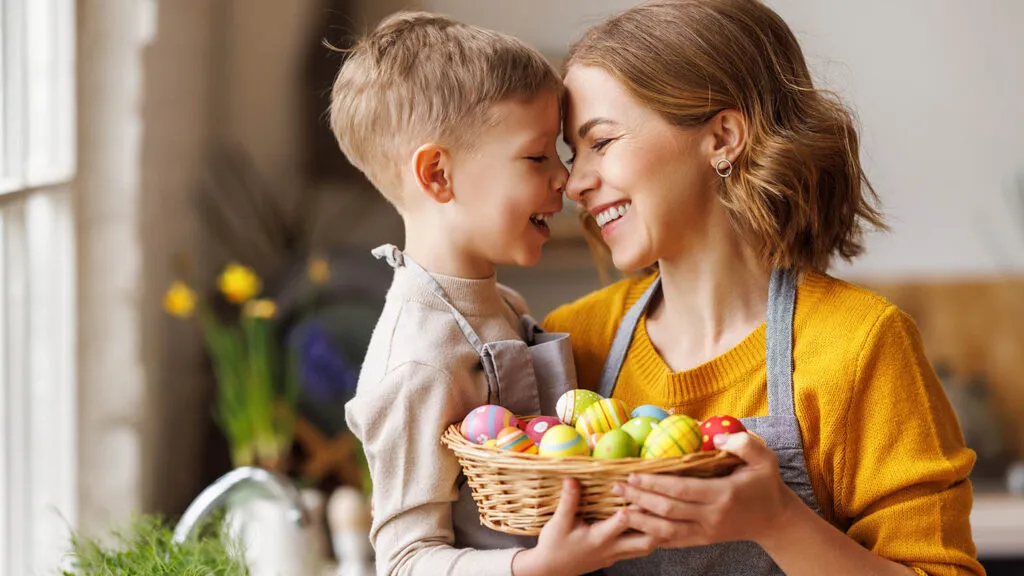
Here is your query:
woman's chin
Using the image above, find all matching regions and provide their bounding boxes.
[610,247,656,273]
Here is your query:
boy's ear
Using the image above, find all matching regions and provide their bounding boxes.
[705,108,747,168]
[411,143,454,204]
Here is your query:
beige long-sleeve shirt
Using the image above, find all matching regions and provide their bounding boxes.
[345,263,534,576]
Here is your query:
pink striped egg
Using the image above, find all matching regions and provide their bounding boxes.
[460,405,521,445]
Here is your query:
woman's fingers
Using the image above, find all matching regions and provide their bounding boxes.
[623,509,705,548]
[626,473,716,504]
[616,481,707,520]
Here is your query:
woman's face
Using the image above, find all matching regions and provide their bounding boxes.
[563,65,722,271]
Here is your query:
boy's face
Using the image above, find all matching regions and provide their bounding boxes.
[448,91,568,270]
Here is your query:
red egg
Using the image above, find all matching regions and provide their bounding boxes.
[699,415,747,451]
[524,416,562,445]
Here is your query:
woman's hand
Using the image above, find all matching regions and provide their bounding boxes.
[614,432,798,548]
[616,432,916,575]
[512,478,661,576]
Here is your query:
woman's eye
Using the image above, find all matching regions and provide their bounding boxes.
[565,153,576,166]
[591,138,613,152]
[526,155,548,163]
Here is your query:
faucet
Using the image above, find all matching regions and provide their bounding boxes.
[172,466,310,544]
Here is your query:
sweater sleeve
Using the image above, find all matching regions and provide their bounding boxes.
[345,361,523,576]
[837,306,983,575]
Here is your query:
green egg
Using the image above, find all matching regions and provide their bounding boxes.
[620,416,660,448]
[592,429,639,459]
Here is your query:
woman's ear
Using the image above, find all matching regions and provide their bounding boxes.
[706,109,747,168]
[411,143,455,204]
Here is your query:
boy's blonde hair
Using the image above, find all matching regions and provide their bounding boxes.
[329,12,561,206]
[568,0,886,273]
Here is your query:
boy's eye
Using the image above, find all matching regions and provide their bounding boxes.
[526,155,548,163]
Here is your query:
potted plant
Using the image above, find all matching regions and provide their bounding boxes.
[63,514,246,575]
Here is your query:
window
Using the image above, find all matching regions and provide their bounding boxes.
[0,0,76,574]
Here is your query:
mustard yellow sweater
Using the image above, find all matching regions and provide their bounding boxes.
[543,272,983,576]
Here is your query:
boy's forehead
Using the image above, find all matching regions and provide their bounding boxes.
[484,93,562,138]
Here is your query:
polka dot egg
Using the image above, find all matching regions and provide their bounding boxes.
[460,405,521,445]
[524,416,562,445]
[496,426,538,454]
[538,425,590,457]
[642,414,702,459]
[575,398,630,436]
[556,389,603,426]
[699,414,747,451]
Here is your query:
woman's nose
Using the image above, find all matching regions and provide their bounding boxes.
[564,164,595,203]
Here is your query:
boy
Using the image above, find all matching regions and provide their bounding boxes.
[333,11,656,576]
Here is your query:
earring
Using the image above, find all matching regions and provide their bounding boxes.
[715,159,733,178]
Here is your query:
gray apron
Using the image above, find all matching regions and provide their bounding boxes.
[597,269,822,575]
[371,244,577,550]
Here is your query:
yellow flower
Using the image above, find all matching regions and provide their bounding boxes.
[308,256,331,285]
[163,281,197,318]
[244,299,277,319]
[218,263,262,304]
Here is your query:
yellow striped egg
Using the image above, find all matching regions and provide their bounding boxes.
[537,425,590,457]
[575,398,630,436]
[586,432,605,450]
[556,389,603,426]
[641,414,702,459]
[495,426,538,454]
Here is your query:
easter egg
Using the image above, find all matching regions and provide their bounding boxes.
[496,426,538,454]
[524,416,562,445]
[460,405,522,444]
[556,389,603,426]
[642,414,702,459]
[537,425,590,457]
[483,439,498,449]
[620,416,660,448]
[586,432,605,450]
[631,404,670,421]
[699,415,747,451]
[593,429,639,459]
[575,398,630,436]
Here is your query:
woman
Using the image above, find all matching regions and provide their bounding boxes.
[544,1,982,574]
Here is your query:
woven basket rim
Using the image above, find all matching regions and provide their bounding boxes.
[441,420,742,473]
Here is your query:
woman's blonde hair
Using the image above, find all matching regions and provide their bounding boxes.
[567,0,885,273]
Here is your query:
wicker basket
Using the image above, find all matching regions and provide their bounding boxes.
[441,417,743,536]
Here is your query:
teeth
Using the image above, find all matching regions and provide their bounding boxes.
[531,213,551,223]
[595,202,630,228]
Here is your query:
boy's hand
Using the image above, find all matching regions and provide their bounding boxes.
[512,478,660,576]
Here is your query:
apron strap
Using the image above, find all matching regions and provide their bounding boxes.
[371,244,486,355]
[596,270,798,420]
[766,268,797,418]
[597,276,662,398]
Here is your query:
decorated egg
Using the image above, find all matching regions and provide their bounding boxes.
[555,389,603,426]
[631,404,670,421]
[575,398,630,436]
[524,416,562,445]
[699,415,747,451]
[496,426,538,454]
[586,432,605,450]
[537,425,590,457]
[642,414,702,459]
[460,405,522,444]
[593,429,640,459]
[620,416,660,448]
[483,439,498,449]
